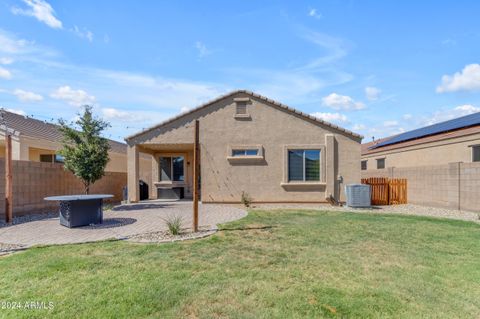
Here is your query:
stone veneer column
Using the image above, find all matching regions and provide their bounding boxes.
[127,144,139,202]
[325,134,336,200]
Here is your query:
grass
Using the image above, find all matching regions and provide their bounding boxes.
[0,209,479,318]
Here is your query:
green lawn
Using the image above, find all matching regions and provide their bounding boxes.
[1,210,479,318]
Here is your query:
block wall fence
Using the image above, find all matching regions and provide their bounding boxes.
[362,162,480,212]
[0,159,127,219]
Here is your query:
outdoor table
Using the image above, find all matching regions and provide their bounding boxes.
[44,194,113,228]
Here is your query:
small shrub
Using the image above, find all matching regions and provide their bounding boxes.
[241,191,252,207]
[163,215,183,235]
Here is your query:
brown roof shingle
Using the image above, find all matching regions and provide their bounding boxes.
[1,110,127,154]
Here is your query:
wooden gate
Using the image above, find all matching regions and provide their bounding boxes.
[361,177,407,205]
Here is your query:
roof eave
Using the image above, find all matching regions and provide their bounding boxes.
[125,89,363,141]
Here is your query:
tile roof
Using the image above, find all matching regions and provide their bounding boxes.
[125,89,363,141]
[362,125,480,156]
[0,110,127,154]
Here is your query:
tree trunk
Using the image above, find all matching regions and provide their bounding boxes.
[84,182,90,195]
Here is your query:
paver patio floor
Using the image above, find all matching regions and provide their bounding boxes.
[0,201,247,248]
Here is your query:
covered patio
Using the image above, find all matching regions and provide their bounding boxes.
[128,143,195,202]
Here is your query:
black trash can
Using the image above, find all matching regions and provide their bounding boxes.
[139,180,149,200]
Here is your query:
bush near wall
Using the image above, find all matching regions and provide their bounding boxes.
[0,159,126,218]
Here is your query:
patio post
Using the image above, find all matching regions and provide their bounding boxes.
[193,120,199,232]
[5,134,12,223]
[127,143,140,202]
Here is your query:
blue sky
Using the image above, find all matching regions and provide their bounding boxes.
[1,0,480,142]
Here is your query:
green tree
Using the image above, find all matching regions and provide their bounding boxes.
[58,106,110,194]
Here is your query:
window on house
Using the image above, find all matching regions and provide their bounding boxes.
[54,154,64,163]
[361,160,367,170]
[288,149,320,181]
[473,146,480,162]
[40,154,53,163]
[232,149,258,156]
[160,156,184,182]
[376,158,385,169]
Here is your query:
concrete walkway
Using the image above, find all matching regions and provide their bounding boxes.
[0,201,247,248]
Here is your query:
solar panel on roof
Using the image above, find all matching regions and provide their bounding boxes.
[370,111,480,149]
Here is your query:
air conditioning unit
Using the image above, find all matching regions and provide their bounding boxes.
[345,184,371,208]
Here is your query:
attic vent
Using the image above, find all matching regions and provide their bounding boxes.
[236,102,247,115]
[233,97,251,120]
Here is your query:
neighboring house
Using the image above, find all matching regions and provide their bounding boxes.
[125,90,362,203]
[0,109,149,175]
[362,112,480,170]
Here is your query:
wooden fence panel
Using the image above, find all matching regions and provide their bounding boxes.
[361,177,407,205]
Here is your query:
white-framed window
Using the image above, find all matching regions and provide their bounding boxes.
[232,149,258,156]
[40,154,64,163]
[361,160,367,170]
[376,158,385,169]
[472,145,480,162]
[159,156,185,182]
[288,149,321,181]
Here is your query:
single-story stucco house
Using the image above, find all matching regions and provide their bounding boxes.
[125,90,362,203]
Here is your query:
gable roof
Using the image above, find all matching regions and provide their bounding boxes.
[125,89,363,141]
[0,110,127,154]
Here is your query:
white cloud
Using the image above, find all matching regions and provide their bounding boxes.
[3,108,26,116]
[321,93,365,110]
[71,26,94,42]
[297,29,348,70]
[310,112,348,123]
[101,107,166,126]
[436,64,480,93]
[12,0,63,29]
[180,106,190,113]
[0,57,14,65]
[365,86,381,101]
[308,8,322,19]
[352,124,366,131]
[0,67,12,79]
[425,104,480,125]
[402,113,413,120]
[383,120,398,127]
[13,89,43,102]
[50,86,95,106]
[195,41,211,58]
[0,29,56,59]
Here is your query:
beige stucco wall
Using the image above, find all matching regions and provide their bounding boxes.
[128,93,361,203]
[361,162,480,212]
[362,132,480,170]
[0,159,127,217]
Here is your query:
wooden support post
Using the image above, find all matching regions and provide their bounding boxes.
[5,134,12,223]
[193,120,199,232]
